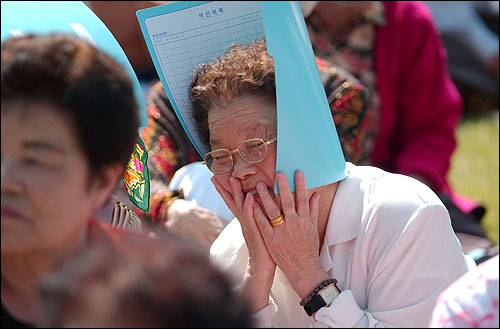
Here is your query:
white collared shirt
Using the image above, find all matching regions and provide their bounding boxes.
[210,163,474,328]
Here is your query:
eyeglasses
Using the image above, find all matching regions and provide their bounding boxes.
[203,137,277,175]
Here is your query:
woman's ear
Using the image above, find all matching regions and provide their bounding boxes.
[90,164,124,211]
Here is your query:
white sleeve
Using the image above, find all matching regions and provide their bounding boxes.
[312,204,470,328]
[250,297,279,328]
[211,221,278,327]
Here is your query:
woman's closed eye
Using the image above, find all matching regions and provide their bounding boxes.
[22,141,66,169]
[213,155,230,163]
[24,153,63,169]
[213,152,227,159]
[247,143,261,152]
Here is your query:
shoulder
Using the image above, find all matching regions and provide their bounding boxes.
[168,162,206,192]
[170,162,206,180]
[343,163,449,238]
[340,164,469,279]
[88,218,185,254]
[345,162,444,209]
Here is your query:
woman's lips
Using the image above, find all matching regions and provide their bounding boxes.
[243,189,259,198]
[243,186,277,201]
[1,207,23,220]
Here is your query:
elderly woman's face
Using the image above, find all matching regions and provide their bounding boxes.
[1,101,104,254]
[208,96,278,205]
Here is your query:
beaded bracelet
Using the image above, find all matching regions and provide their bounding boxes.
[161,196,179,223]
[149,189,184,224]
[299,278,338,306]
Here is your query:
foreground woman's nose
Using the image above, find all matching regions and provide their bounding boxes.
[1,160,23,195]
[231,156,258,181]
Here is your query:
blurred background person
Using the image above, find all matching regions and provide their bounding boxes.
[168,161,236,223]
[37,229,253,328]
[140,81,230,254]
[84,0,233,251]
[426,1,499,109]
[1,33,138,327]
[301,1,496,257]
[84,0,235,249]
[84,1,170,94]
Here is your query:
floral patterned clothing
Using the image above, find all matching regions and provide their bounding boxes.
[307,1,465,197]
[307,1,385,165]
[122,135,150,211]
[140,81,201,225]
[142,81,200,186]
[315,57,372,164]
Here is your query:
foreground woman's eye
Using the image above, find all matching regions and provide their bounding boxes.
[25,157,41,166]
[24,155,61,169]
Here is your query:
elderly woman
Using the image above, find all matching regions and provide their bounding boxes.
[190,39,472,328]
[1,33,139,327]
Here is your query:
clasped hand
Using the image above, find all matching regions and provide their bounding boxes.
[212,171,326,298]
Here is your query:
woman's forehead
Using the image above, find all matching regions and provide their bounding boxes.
[210,107,269,125]
[207,96,277,146]
[208,96,275,124]
[209,122,271,147]
[2,101,77,150]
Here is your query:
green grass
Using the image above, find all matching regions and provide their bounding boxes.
[448,111,499,245]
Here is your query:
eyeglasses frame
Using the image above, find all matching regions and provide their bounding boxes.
[202,136,277,175]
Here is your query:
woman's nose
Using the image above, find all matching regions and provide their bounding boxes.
[231,155,258,180]
[1,160,23,195]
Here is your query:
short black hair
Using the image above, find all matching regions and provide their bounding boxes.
[38,232,253,328]
[1,33,139,176]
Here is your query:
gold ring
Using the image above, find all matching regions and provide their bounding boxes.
[270,215,284,227]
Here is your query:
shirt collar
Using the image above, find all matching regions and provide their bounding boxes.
[320,163,363,271]
[320,162,364,271]
[325,164,363,246]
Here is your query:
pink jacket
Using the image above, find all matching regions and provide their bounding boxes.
[373,1,463,193]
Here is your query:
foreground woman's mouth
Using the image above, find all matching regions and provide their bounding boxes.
[243,189,259,198]
[1,206,24,220]
[244,186,277,201]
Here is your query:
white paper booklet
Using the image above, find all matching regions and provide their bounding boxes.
[138,1,265,155]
